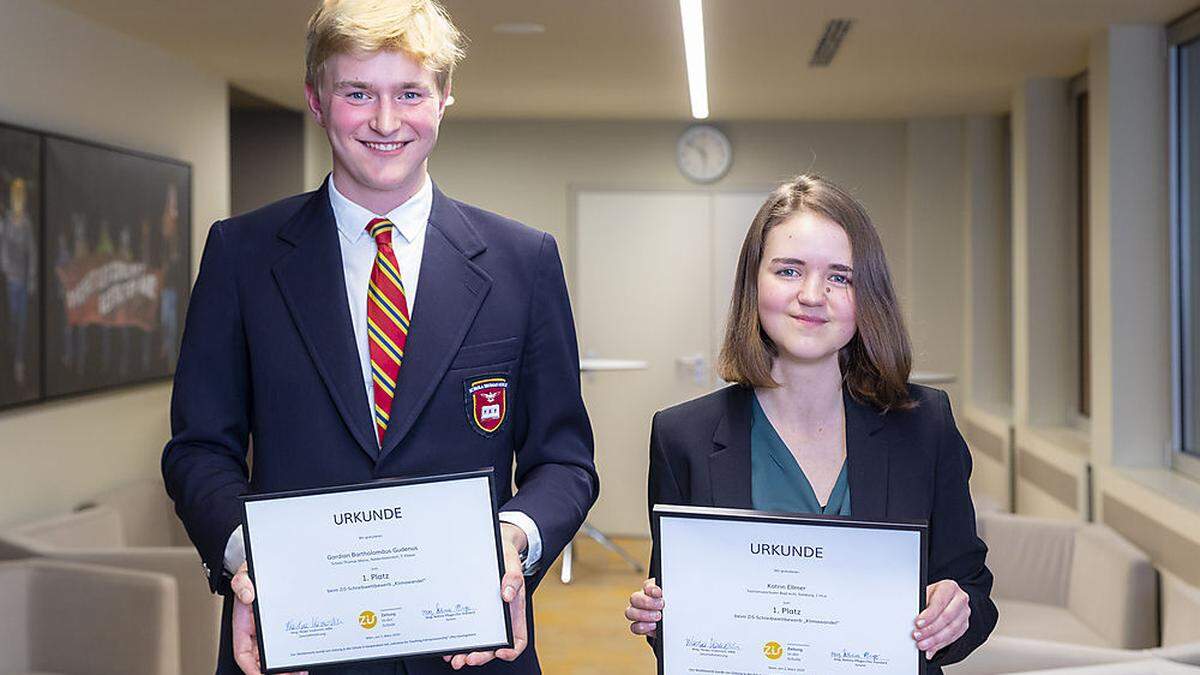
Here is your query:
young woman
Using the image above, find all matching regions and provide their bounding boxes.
[625,175,997,672]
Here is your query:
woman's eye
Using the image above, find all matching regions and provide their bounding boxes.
[777,268,800,278]
[829,273,852,285]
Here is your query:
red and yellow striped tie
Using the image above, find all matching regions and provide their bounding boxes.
[365,217,410,445]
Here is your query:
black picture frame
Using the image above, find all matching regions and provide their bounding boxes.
[0,120,192,412]
[241,469,514,674]
[651,504,929,675]
[41,135,191,399]
[0,124,43,408]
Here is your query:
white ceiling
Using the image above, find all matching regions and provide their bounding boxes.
[48,0,1198,120]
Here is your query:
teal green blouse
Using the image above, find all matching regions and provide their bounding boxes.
[750,394,851,516]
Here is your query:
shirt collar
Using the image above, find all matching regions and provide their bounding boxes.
[327,173,433,244]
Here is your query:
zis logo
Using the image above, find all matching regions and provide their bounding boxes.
[359,610,377,629]
[763,641,784,660]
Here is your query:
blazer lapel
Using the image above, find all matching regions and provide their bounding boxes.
[709,386,753,509]
[378,186,491,462]
[845,390,889,520]
[271,182,378,460]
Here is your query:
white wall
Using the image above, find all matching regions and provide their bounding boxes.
[0,0,229,528]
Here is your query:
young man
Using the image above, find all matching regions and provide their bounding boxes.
[162,2,598,673]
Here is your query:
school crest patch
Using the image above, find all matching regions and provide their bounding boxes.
[465,376,508,436]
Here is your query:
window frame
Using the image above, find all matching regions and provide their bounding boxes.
[1169,10,1200,481]
[1069,73,1091,427]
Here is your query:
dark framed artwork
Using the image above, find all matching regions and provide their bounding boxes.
[0,125,42,408]
[42,136,191,399]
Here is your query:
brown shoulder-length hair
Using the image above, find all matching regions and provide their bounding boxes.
[717,174,915,411]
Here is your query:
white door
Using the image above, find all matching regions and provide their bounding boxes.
[575,189,766,536]
[711,192,772,361]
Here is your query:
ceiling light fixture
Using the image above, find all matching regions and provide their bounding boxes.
[492,22,546,35]
[679,0,709,120]
[810,19,854,67]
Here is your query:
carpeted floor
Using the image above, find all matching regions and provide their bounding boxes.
[533,536,657,673]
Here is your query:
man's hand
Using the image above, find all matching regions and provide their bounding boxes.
[626,577,663,638]
[231,563,308,675]
[443,523,529,669]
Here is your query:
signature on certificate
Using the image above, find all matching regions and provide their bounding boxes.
[831,648,890,666]
[684,636,741,653]
[421,603,477,619]
[284,615,345,634]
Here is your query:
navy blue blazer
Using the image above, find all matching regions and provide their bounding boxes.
[647,384,997,673]
[163,181,598,675]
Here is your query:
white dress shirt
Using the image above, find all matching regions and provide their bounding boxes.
[223,174,542,575]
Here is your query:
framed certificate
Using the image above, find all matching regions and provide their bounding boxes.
[242,470,512,673]
[653,504,928,675]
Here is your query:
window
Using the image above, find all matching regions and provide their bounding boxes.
[1073,77,1091,420]
[1171,13,1200,478]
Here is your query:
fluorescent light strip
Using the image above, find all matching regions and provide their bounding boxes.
[679,0,709,120]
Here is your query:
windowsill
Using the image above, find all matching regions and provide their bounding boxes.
[1023,424,1091,460]
[963,402,1013,435]
[968,401,1013,422]
[1113,466,1200,515]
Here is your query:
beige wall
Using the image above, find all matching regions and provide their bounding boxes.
[230,104,304,216]
[1008,77,1089,518]
[14,5,1196,570]
[1086,25,1200,583]
[417,119,981,534]
[0,0,229,528]
[304,115,330,192]
[905,118,967,408]
[1088,25,1172,470]
[963,115,1012,415]
[1012,78,1077,431]
[428,120,912,293]
[978,22,1200,581]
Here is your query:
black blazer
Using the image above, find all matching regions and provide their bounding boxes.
[164,182,598,674]
[647,383,997,672]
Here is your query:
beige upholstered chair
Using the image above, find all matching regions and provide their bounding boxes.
[1008,660,1200,674]
[978,512,1158,650]
[943,636,1146,675]
[1160,571,1200,648]
[0,480,220,675]
[946,525,1200,675]
[0,558,180,675]
[1151,571,1200,667]
[86,478,194,548]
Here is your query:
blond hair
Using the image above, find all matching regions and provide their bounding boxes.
[305,0,466,95]
[718,174,915,411]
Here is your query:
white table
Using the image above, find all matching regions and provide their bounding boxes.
[910,371,957,385]
[561,358,650,583]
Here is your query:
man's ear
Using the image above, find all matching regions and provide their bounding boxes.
[305,82,326,127]
[439,83,453,118]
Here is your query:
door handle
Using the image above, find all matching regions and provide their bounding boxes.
[676,354,707,386]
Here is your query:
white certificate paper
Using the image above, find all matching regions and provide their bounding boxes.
[243,471,511,673]
[656,505,926,675]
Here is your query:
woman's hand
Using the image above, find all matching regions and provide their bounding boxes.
[626,578,664,637]
[913,579,971,660]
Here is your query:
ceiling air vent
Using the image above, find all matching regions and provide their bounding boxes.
[810,18,854,67]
